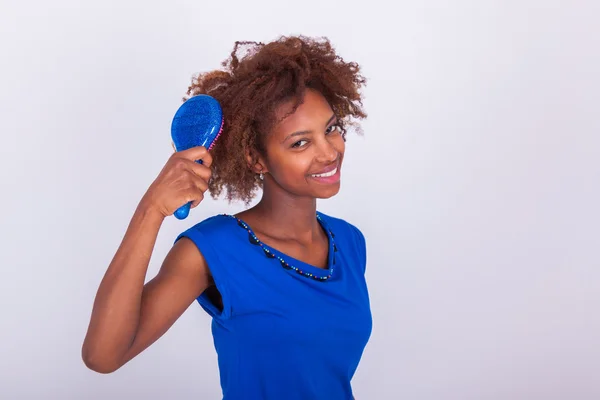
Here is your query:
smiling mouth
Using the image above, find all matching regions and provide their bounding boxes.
[310,166,338,178]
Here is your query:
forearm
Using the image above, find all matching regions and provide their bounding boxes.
[82,200,164,371]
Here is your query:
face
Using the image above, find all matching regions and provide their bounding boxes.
[257,88,345,199]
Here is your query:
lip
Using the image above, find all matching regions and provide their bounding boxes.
[308,159,342,184]
[310,160,340,176]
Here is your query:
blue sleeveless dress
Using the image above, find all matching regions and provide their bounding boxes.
[175,211,372,399]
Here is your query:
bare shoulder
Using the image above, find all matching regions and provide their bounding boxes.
[160,235,211,281]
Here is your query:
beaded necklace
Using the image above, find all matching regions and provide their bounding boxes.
[223,213,337,282]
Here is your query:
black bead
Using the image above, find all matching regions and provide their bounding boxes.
[248,233,260,245]
[226,213,332,283]
[263,248,275,258]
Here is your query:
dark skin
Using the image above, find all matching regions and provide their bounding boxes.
[81,88,344,374]
[206,89,344,310]
[239,88,345,268]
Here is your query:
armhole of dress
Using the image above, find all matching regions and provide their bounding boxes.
[174,228,232,320]
[351,223,367,274]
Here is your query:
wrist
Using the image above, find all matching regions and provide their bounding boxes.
[137,198,166,222]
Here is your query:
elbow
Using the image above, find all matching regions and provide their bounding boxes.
[81,346,122,374]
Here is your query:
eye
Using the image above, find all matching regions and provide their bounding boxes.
[291,139,308,148]
[326,124,341,135]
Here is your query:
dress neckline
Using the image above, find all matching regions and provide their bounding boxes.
[222,212,337,282]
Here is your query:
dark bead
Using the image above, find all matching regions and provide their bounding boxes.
[248,233,260,245]
[227,213,333,283]
[263,248,275,258]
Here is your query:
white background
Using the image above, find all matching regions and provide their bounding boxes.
[1,0,599,398]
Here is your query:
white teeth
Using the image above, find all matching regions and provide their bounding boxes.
[312,167,337,178]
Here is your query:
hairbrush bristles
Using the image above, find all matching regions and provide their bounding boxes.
[207,118,224,152]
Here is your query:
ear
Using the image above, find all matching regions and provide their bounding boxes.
[245,147,268,175]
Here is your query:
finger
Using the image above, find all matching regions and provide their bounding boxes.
[185,160,212,182]
[189,190,205,209]
[199,151,213,168]
[191,173,209,193]
[182,167,208,193]
[177,146,209,163]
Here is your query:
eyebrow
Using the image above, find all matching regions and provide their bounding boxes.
[283,114,337,142]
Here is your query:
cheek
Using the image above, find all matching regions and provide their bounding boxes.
[284,153,313,178]
[331,134,346,154]
[266,150,311,181]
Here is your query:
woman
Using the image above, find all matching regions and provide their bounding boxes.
[82,35,372,400]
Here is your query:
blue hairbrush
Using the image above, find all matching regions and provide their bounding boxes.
[170,94,224,220]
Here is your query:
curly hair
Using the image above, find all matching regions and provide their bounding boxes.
[184,35,367,204]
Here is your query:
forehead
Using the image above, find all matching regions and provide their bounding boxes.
[271,89,334,135]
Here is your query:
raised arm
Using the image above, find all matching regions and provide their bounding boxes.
[82,146,214,373]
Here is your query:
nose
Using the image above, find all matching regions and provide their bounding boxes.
[316,137,339,164]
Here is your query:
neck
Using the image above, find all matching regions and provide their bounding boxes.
[251,179,320,240]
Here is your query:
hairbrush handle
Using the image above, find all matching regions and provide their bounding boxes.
[170,94,224,220]
[174,203,192,219]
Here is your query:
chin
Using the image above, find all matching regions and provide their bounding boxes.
[314,183,341,199]
[280,177,342,199]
